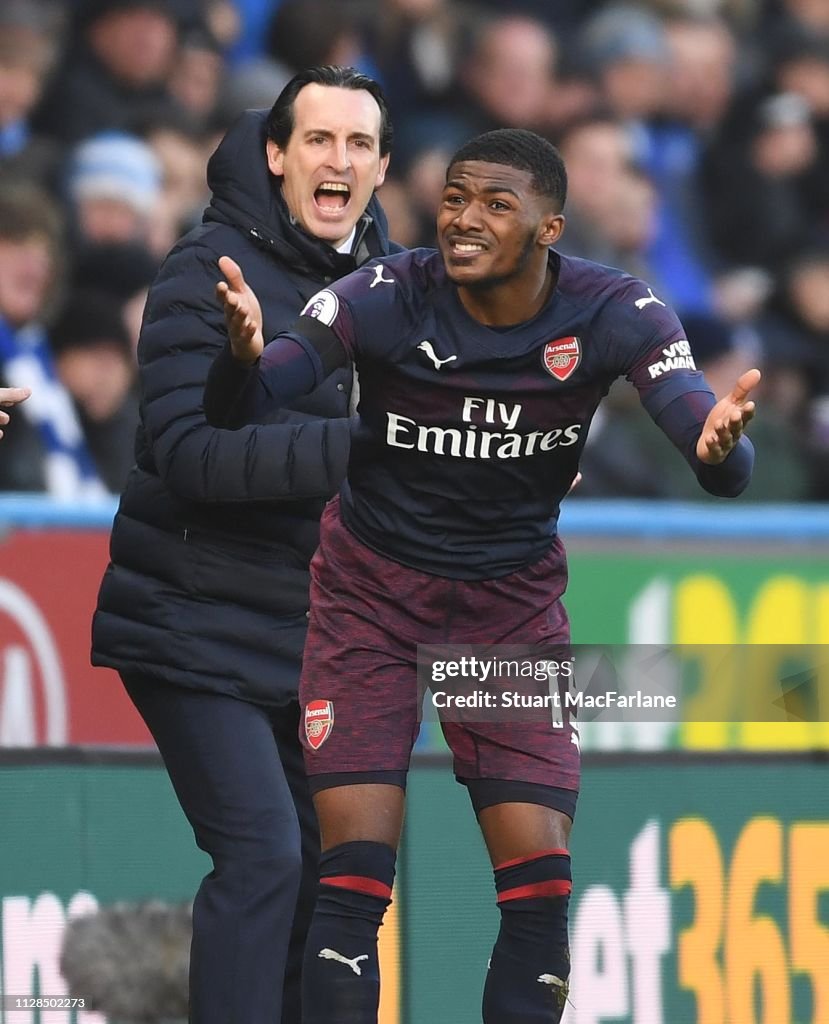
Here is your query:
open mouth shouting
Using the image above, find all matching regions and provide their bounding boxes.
[314,181,352,216]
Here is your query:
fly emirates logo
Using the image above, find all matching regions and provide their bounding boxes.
[386,396,582,459]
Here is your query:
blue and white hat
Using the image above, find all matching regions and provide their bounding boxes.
[69,132,163,216]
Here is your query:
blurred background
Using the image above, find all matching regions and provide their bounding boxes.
[2,0,829,499]
[0,0,827,1022]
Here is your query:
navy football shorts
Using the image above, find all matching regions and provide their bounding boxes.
[299,497,580,803]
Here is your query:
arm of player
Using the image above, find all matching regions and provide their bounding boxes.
[205,256,349,427]
[695,368,759,465]
[0,386,31,439]
[651,372,758,497]
[139,245,351,502]
[621,292,757,496]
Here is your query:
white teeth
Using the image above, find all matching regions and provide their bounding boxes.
[454,243,484,253]
[318,182,349,192]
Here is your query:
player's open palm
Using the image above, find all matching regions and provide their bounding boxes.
[696,368,761,465]
[217,256,264,366]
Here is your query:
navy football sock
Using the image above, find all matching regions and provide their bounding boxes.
[301,841,396,1024]
[482,849,572,1024]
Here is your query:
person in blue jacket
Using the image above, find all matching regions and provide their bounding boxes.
[91,65,397,1024]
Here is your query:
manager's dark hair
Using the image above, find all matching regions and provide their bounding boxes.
[449,129,567,211]
[266,66,393,157]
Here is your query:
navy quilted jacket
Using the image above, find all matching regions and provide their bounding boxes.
[92,109,398,703]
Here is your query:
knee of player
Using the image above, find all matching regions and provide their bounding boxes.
[318,841,397,909]
[494,849,571,900]
[493,849,572,945]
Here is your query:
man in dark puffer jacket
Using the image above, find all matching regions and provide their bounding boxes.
[92,66,396,1024]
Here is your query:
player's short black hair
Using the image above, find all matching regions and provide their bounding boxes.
[266,65,393,157]
[448,129,567,210]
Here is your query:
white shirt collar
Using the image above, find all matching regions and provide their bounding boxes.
[335,227,357,254]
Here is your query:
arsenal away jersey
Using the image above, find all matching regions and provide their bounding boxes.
[211,248,752,579]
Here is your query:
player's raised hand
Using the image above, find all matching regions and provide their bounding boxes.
[216,256,264,366]
[696,368,761,465]
[0,386,31,440]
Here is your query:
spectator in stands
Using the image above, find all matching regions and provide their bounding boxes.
[0,185,106,497]
[167,26,225,127]
[366,0,467,122]
[702,91,821,271]
[556,116,642,271]
[767,33,829,228]
[773,34,829,123]
[226,0,281,66]
[71,241,160,354]
[464,0,587,35]
[764,0,829,38]
[639,14,740,317]
[456,10,598,140]
[266,0,367,75]
[582,4,670,124]
[598,166,661,283]
[66,132,167,254]
[140,112,212,251]
[376,177,421,248]
[69,239,158,356]
[214,57,293,132]
[756,244,829,488]
[0,0,60,192]
[33,0,182,145]
[456,14,560,134]
[50,289,139,493]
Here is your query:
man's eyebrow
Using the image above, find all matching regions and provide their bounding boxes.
[444,178,521,199]
[303,128,376,143]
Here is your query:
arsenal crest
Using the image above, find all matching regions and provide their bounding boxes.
[304,699,334,750]
[542,337,581,381]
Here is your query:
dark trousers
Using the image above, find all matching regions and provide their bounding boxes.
[122,673,319,1024]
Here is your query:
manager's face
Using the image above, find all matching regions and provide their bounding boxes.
[267,83,389,249]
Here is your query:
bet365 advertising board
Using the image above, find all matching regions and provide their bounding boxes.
[404,756,828,1024]
[1,753,826,1024]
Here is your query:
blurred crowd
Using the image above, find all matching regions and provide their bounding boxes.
[1,0,828,500]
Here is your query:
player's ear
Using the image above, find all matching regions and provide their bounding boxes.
[538,213,565,247]
[266,138,285,177]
